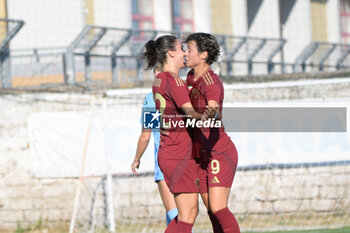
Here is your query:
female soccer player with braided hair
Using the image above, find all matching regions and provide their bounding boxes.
[141,35,213,233]
[184,32,241,233]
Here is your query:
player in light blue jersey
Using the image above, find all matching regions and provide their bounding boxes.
[131,70,178,226]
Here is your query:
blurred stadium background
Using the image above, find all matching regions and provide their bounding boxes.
[1,0,350,232]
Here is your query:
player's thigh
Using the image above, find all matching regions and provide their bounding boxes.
[174,192,199,224]
[157,180,176,212]
[207,149,237,212]
[159,158,201,194]
[208,186,231,213]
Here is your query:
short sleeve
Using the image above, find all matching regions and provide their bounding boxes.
[203,73,221,103]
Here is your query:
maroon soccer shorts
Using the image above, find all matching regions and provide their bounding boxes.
[201,144,238,190]
[158,158,205,194]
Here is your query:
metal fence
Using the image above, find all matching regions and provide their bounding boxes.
[63,26,182,85]
[2,20,350,89]
[0,18,24,88]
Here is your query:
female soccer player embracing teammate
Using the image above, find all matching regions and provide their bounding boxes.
[141,35,214,233]
[141,33,240,233]
[184,32,240,233]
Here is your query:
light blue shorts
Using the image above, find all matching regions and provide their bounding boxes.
[154,148,164,182]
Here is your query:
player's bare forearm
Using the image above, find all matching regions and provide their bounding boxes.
[186,109,203,120]
[131,130,151,174]
[134,137,150,162]
[181,102,203,120]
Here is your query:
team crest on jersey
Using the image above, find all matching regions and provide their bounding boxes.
[191,88,200,99]
[195,178,200,188]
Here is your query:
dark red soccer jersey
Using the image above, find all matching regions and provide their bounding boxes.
[187,69,233,156]
[152,72,192,160]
